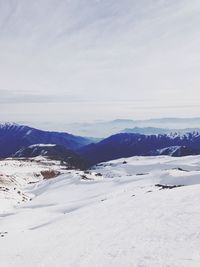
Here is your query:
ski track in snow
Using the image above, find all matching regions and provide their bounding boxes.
[0,155,200,267]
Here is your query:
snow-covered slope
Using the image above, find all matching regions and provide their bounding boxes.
[13,143,86,169]
[0,157,69,212]
[0,156,200,266]
[151,145,198,157]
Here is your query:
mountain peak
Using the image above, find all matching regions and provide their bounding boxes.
[0,123,93,158]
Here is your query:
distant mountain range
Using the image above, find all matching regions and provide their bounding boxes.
[79,132,200,165]
[59,118,200,137]
[0,123,93,158]
[1,123,200,167]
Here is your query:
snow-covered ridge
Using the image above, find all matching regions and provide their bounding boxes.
[0,122,21,129]
[133,131,200,139]
[167,131,200,139]
[79,131,200,165]
[0,122,31,134]
[29,144,57,148]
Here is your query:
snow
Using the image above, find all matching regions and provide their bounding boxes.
[0,157,66,213]
[0,156,200,266]
[29,144,57,148]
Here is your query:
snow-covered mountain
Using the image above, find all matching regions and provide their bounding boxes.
[79,132,200,165]
[1,123,200,166]
[0,155,200,266]
[13,144,86,169]
[121,126,200,135]
[0,123,93,158]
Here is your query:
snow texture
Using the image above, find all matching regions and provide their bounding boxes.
[0,155,200,267]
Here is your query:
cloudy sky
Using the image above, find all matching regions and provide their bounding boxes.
[0,0,200,126]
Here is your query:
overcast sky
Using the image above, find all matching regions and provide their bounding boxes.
[0,0,200,125]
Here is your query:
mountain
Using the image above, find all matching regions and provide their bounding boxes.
[121,127,200,135]
[62,118,200,137]
[13,144,86,169]
[79,132,200,165]
[151,146,198,157]
[0,123,93,158]
[121,127,171,135]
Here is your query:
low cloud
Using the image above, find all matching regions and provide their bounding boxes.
[0,90,86,104]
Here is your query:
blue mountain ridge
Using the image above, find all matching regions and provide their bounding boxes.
[78,132,200,165]
[0,123,93,158]
[1,123,200,167]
